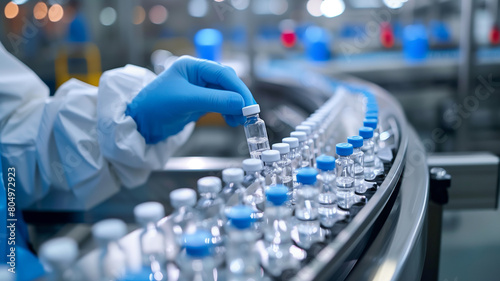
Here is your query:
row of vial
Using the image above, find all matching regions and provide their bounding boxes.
[38,89,384,281]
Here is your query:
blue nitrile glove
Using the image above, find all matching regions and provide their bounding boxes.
[126,56,255,144]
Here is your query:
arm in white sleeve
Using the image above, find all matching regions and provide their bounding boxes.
[0,44,193,209]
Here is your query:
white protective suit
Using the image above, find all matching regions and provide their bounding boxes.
[0,42,194,209]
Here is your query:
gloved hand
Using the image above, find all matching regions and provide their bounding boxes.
[126,56,255,144]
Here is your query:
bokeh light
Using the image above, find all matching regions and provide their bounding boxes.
[188,0,208,18]
[383,0,407,9]
[48,4,64,22]
[149,5,168,25]
[306,0,322,17]
[231,0,249,10]
[4,2,19,19]
[269,0,288,15]
[99,7,117,26]
[133,6,146,25]
[33,2,48,20]
[320,0,345,18]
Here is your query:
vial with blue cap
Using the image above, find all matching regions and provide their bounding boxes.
[242,104,270,159]
[178,230,216,281]
[263,185,298,277]
[335,143,355,210]
[194,28,223,62]
[295,125,316,167]
[348,136,366,194]
[225,205,262,280]
[293,167,324,249]
[195,177,225,264]
[290,131,311,168]
[363,119,384,175]
[272,143,294,191]
[316,155,337,227]
[359,127,376,180]
[134,202,167,278]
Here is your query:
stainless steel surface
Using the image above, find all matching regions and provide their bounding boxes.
[427,152,499,209]
[346,127,429,281]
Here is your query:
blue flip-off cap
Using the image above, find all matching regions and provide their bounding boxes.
[347,136,363,148]
[316,155,335,171]
[226,205,253,229]
[265,185,288,206]
[336,143,353,156]
[359,127,374,139]
[183,231,212,258]
[363,118,378,129]
[296,167,318,185]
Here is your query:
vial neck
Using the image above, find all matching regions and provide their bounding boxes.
[200,192,217,199]
[353,147,361,153]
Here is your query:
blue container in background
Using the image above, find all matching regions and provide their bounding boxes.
[403,24,429,62]
[430,20,451,43]
[194,28,223,62]
[304,26,331,62]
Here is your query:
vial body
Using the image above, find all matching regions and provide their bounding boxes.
[294,184,323,249]
[350,148,366,194]
[317,170,337,227]
[244,114,270,159]
[361,138,376,180]
[335,156,355,210]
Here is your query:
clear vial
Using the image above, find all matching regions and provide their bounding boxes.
[290,131,311,168]
[242,104,270,159]
[348,136,366,194]
[295,125,316,167]
[240,160,266,225]
[302,120,321,159]
[316,155,337,228]
[92,219,129,281]
[178,231,217,281]
[335,143,355,210]
[282,137,301,180]
[359,127,376,180]
[170,188,200,247]
[195,176,225,256]
[221,168,246,215]
[263,185,298,277]
[364,118,384,175]
[225,206,262,281]
[272,143,294,200]
[293,167,323,249]
[261,150,282,187]
[39,237,82,281]
[133,202,167,280]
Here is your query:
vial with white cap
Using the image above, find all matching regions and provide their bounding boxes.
[348,136,366,194]
[363,118,384,175]
[39,237,82,281]
[170,188,200,246]
[263,185,298,277]
[272,143,293,191]
[195,176,225,266]
[221,168,245,206]
[295,125,316,167]
[261,149,282,187]
[302,120,322,158]
[335,143,355,210]
[293,168,324,249]
[242,104,270,159]
[133,202,167,277]
[225,205,262,280]
[290,131,311,168]
[178,230,217,281]
[92,219,128,281]
[241,159,266,224]
[316,155,337,227]
[359,127,376,180]
[282,137,301,179]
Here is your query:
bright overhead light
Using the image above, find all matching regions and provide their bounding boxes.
[48,4,64,22]
[99,7,116,26]
[307,0,322,17]
[231,0,249,10]
[33,2,48,20]
[149,5,168,25]
[188,0,208,18]
[4,2,19,19]
[320,0,345,18]
[383,0,406,9]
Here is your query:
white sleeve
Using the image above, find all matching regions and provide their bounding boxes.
[0,44,193,209]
